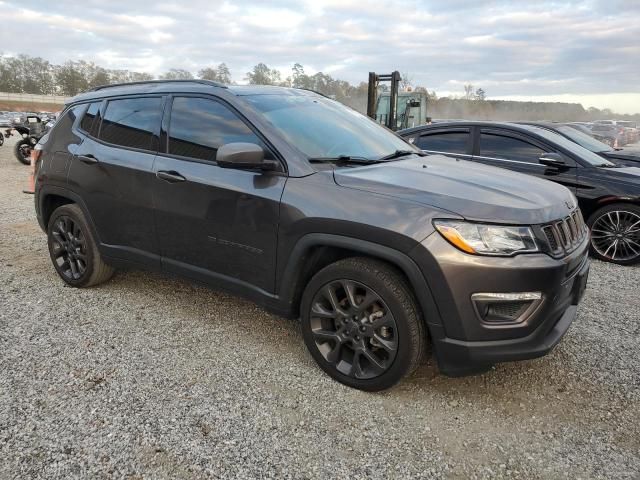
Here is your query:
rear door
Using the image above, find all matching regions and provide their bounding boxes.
[68,95,164,269]
[473,128,578,193]
[152,95,286,293]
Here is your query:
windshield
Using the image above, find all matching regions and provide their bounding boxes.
[242,93,417,160]
[521,125,615,166]
[555,125,612,153]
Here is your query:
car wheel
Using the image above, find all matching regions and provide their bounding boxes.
[47,204,115,287]
[300,257,426,391]
[587,204,640,266]
[14,139,31,165]
[0,132,4,146]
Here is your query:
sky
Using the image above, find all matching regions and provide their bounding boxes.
[1,0,639,113]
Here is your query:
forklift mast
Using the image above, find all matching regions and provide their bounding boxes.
[367,71,401,130]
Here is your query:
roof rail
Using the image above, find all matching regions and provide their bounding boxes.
[295,87,330,99]
[91,79,227,92]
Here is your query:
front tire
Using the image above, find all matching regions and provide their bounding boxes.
[300,257,426,391]
[47,204,115,287]
[14,138,31,165]
[587,203,640,265]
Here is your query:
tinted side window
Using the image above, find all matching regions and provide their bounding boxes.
[47,105,84,148]
[168,97,267,162]
[479,133,545,163]
[415,131,469,154]
[79,102,101,137]
[99,97,162,151]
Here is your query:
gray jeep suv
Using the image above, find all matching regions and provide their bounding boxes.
[33,80,590,390]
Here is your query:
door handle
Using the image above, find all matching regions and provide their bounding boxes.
[156,170,186,183]
[78,154,98,164]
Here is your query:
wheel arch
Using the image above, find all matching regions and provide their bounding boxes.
[276,234,443,332]
[37,186,101,243]
[582,195,640,222]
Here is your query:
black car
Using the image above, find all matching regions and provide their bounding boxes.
[400,121,640,265]
[34,81,590,390]
[522,122,640,167]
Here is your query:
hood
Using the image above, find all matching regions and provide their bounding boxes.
[333,155,577,225]
[602,150,640,167]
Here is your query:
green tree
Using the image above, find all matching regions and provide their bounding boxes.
[197,63,232,83]
[291,63,309,88]
[216,63,231,83]
[54,61,89,95]
[246,63,281,85]
[161,68,194,80]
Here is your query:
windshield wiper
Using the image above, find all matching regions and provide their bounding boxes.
[378,149,426,161]
[308,155,381,165]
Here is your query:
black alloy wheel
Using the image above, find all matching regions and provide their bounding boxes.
[47,204,115,287]
[301,258,426,391]
[309,279,399,380]
[50,215,88,281]
[589,204,640,265]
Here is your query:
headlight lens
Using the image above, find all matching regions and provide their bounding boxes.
[434,220,538,256]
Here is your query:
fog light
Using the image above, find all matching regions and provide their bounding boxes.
[471,292,542,324]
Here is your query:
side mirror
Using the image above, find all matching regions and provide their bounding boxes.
[539,152,566,168]
[216,142,270,170]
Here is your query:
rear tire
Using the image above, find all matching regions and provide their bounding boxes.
[587,203,640,265]
[47,204,115,287]
[300,257,426,391]
[14,138,31,165]
[0,132,4,146]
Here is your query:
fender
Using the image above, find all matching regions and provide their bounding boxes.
[276,233,444,330]
[36,184,100,240]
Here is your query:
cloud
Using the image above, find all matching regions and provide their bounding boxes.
[0,0,639,112]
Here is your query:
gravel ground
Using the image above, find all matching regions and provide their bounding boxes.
[0,136,639,479]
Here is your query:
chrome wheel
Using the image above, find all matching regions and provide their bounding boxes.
[309,279,398,380]
[591,210,640,262]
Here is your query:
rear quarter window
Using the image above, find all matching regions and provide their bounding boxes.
[79,102,101,137]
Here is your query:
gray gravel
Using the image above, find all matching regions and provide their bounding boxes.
[0,136,639,479]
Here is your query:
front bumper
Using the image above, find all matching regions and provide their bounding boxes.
[410,232,590,376]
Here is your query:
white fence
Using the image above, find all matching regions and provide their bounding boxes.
[0,92,69,104]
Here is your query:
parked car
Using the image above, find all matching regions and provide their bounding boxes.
[34,80,590,391]
[565,122,612,146]
[400,121,640,265]
[616,121,639,144]
[521,122,640,167]
[593,120,631,146]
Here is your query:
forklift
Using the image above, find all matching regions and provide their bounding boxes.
[366,71,429,131]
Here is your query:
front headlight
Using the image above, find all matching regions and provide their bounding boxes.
[434,220,538,256]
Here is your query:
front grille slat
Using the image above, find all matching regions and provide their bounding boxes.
[540,209,587,257]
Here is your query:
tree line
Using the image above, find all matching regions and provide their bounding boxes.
[1,53,637,121]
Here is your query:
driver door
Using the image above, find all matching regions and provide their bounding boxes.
[152,95,286,293]
[473,128,578,193]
